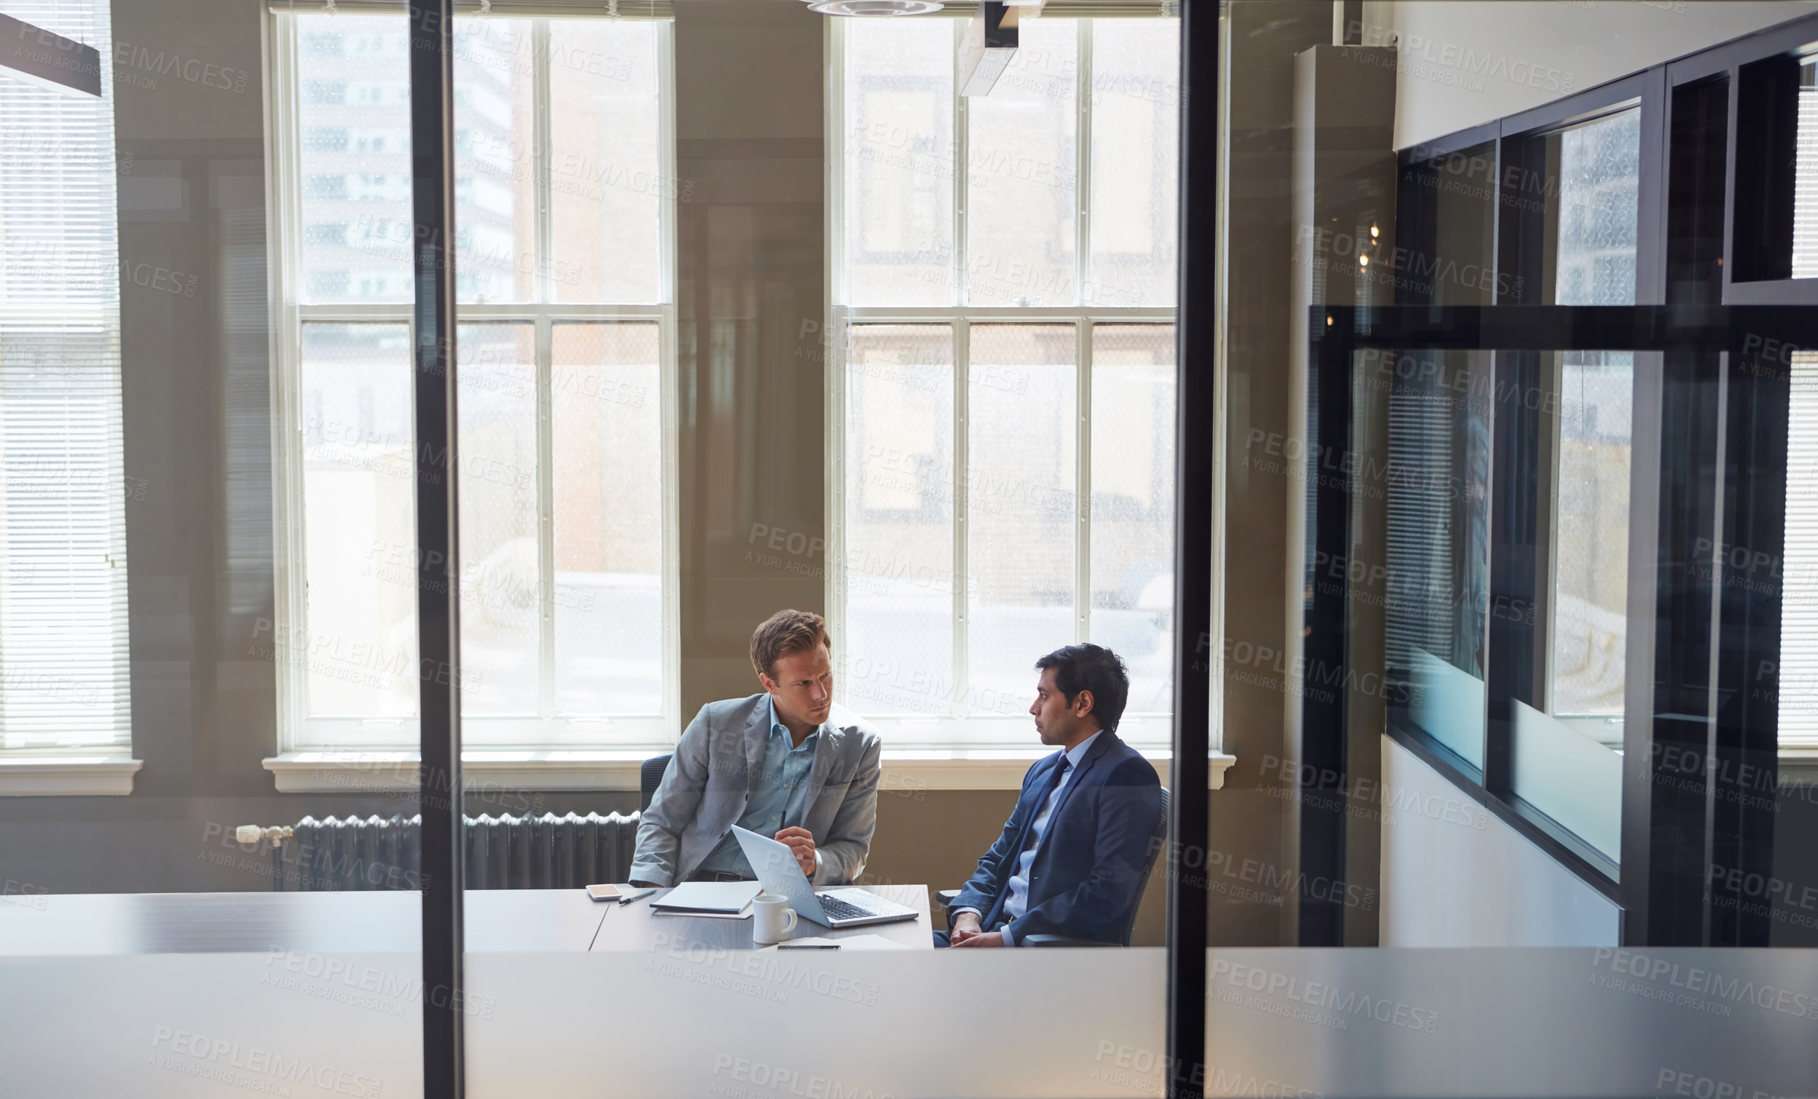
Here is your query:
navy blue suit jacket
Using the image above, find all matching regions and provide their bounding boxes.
[953,730,1163,945]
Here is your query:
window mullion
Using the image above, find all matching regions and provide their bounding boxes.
[952,16,969,718]
[533,19,556,727]
[825,22,848,678]
[1077,19,1092,306]
[1077,320,1092,644]
[272,11,311,748]
[660,23,681,737]
[537,316,556,723]
[532,19,554,303]
[953,15,968,308]
[661,307,682,737]
[954,317,971,720]
[1075,25,1093,645]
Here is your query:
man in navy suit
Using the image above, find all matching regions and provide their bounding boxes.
[943,644,1164,948]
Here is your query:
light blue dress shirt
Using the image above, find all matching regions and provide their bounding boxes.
[959,730,1101,946]
[695,696,823,878]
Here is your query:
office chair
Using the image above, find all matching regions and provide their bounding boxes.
[639,753,672,814]
[938,787,1170,947]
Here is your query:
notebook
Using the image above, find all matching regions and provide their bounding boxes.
[647,880,762,917]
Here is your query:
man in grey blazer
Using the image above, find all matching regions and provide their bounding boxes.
[629,609,882,887]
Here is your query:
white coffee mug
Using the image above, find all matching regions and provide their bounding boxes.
[752,895,798,945]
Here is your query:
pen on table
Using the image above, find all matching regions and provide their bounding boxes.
[777,942,839,949]
[618,887,657,905]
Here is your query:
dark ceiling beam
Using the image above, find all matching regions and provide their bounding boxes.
[0,14,102,98]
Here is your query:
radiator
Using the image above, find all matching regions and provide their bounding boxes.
[246,812,641,892]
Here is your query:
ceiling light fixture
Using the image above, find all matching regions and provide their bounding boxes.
[959,1,1017,96]
[805,0,944,15]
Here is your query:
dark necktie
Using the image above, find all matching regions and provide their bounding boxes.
[1024,756,1073,851]
[984,756,1073,930]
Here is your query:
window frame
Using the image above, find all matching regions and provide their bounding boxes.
[1379,75,1663,892]
[263,9,682,765]
[824,15,1183,751]
[0,4,141,794]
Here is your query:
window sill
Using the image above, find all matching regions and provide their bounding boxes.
[0,757,143,796]
[263,751,653,794]
[1780,749,1818,785]
[263,750,1238,794]
[881,749,1236,791]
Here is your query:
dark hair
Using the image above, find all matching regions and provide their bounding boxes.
[750,609,831,680]
[1034,644,1129,732]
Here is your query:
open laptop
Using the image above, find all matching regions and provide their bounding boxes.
[730,825,920,929]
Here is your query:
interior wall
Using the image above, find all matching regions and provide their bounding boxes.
[1379,736,1621,946]
[1360,0,1818,150]
[1217,0,1336,946]
[676,0,826,711]
[1288,42,1400,947]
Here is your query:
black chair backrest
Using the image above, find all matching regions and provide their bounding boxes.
[1117,787,1172,946]
[639,754,672,814]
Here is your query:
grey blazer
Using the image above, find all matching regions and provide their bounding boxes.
[630,694,883,887]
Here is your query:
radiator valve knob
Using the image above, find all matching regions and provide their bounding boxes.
[234,825,294,847]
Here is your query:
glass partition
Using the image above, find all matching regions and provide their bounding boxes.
[1295,0,1818,958]
[0,0,437,1088]
[13,0,1818,1096]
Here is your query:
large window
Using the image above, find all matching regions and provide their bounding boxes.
[1781,351,1818,748]
[0,0,133,769]
[830,15,1179,745]
[268,10,676,752]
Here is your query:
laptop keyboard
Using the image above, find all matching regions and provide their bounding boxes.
[815,893,876,921]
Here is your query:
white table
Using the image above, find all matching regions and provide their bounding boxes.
[588,883,932,951]
[0,885,932,954]
[0,889,608,954]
